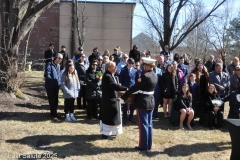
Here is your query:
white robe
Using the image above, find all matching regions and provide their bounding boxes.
[100,99,123,135]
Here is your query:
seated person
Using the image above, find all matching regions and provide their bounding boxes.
[176,83,194,130]
[223,84,240,119]
[202,84,223,129]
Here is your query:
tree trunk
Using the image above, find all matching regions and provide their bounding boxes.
[0,0,55,91]
[71,0,76,56]
[163,0,171,48]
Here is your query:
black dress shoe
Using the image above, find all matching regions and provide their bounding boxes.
[134,146,147,151]
[102,134,114,140]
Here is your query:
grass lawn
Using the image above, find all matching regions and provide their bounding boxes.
[0,71,231,160]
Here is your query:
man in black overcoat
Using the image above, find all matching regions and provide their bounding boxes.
[100,61,128,140]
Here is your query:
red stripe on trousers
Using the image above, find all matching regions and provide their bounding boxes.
[137,109,142,148]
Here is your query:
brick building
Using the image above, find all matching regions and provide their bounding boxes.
[17,1,136,59]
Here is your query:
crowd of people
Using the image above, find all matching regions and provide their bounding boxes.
[43,43,240,150]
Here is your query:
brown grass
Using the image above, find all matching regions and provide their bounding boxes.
[0,71,231,160]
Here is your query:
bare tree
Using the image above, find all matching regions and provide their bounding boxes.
[204,0,236,65]
[71,0,87,48]
[135,0,226,51]
[0,0,55,91]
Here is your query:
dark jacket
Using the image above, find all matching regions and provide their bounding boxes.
[75,61,88,85]
[203,92,222,112]
[187,82,200,106]
[44,62,61,88]
[129,49,140,63]
[101,71,128,125]
[88,52,100,63]
[121,70,158,110]
[176,91,192,111]
[205,60,215,73]
[85,68,102,99]
[209,71,230,97]
[98,64,106,74]
[184,59,190,66]
[161,72,178,97]
[112,53,121,65]
[59,50,69,70]
[223,91,240,114]
[119,66,137,88]
[44,49,56,63]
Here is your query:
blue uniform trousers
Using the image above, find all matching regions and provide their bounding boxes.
[122,103,135,119]
[153,92,160,118]
[137,109,153,150]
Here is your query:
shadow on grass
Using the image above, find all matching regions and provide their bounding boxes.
[15,104,49,110]
[162,141,231,157]
[0,112,58,122]
[5,135,231,158]
[6,135,161,158]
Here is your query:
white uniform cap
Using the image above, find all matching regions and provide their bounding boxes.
[142,57,156,64]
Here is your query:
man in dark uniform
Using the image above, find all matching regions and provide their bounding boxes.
[121,57,158,151]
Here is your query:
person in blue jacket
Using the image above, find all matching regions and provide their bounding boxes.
[119,58,137,124]
[44,53,63,121]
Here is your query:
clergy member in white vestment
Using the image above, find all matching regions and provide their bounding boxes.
[100,61,128,140]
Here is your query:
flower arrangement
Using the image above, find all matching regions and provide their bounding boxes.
[211,100,223,107]
[96,71,103,79]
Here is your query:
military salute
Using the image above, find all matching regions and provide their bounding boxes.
[121,57,158,151]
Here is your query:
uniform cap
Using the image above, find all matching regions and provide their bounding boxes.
[142,57,156,65]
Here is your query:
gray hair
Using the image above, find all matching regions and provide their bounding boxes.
[215,63,223,68]
[105,61,116,70]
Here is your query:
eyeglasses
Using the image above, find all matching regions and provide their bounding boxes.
[81,56,86,58]
[128,62,134,64]
[235,69,240,71]
[123,57,128,59]
[92,64,98,66]
[58,57,62,60]
[98,59,103,61]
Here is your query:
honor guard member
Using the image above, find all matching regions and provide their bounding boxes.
[121,57,158,151]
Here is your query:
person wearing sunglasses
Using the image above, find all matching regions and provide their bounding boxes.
[44,53,63,121]
[85,60,102,120]
[116,53,129,75]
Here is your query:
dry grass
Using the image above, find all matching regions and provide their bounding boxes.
[0,71,231,160]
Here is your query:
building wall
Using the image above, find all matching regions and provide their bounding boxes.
[59,2,135,57]
[19,3,60,59]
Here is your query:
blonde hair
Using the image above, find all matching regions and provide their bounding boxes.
[208,84,217,94]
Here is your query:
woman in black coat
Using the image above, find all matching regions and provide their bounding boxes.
[161,64,178,119]
[75,54,88,109]
[202,84,223,129]
[85,60,102,119]
[176,83,194,130]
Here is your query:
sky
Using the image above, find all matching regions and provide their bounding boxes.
[74,0,240,38]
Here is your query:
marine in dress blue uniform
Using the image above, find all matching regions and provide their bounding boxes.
[121,57,158,151]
